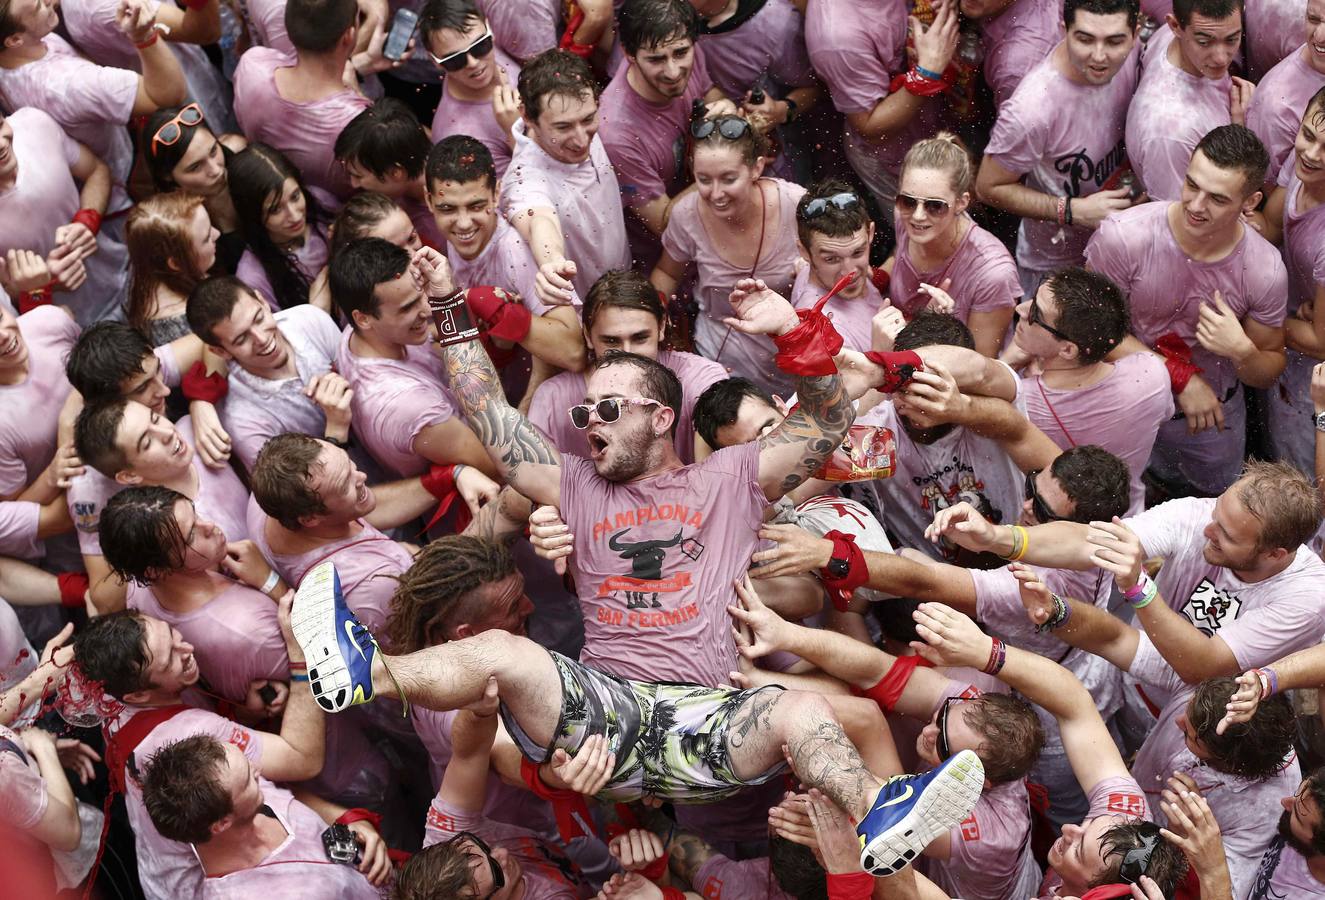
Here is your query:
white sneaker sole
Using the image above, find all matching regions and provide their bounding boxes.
[860,749,986,876]
[290,561,357,713]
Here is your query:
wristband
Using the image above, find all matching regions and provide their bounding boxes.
[639,851,669,883]
[290,672,309,682]
[57,572,90,609]
[71,208,102,236]
[915,64,944,81]
[1055,197,1066,226]
[17,281,55,314]
[857,654,932,714]
[420,463,457,501]
[659,888,686,900]
[519,756,596,842]
[771,272,855,376]
[259,570,280,596]
[888,67,951,97]
[1124,571,1158,610]
[1154,332,1201,395]
[827,871,875,899]
[1253,666,1279,699]
[179,0,210,9]
[820,530,869,611]
[289,661,307,672]
[134,30,160,49]
[1000,525,1028,561]
[558,5,594,58]
[1064,197,1073,226]
[335,807,382,828]
[982,637,1007,676]
[783,97,798,123]
[860,350,924,393]
[181,360,229,403]
[1035,591,1071,634]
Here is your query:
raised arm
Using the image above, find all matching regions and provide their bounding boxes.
[925,502,1095,570]
[257,592,326,782]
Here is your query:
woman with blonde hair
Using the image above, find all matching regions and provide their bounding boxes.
[124,191,220,345]
[888,133,1020,357]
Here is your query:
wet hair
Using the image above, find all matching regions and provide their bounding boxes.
[0,3,22,42]
[1193,124,1269,197]
[901,132,974,196]
[329,236,412,324]
[518,49,600,124]
[963,693,1044,784]
[619,0,699,55]
[72,611,152,699]
[893,311,976,352]
[1041,268,1129,364]
[1090,821,1189,894]
[285,0,358,52]
[187,276,258,346]
[1236,459,1323,552]
[582,269,666,333]
[419,0,484,39]
[871,598,924,645]
[1306,86,1325,126]
[1187,676,1296,779]
[251,433,330,530]
[335,98,431,181]
[691,115,768,167]
[395,838,489,899]
[328,192,408,258]
[1051,445,1131,523]
[386,536,516,653]
[142,735,232,844]
[796,178,872,249]
[143,104,220,191]
[1171,0,1241,27]
[229,143,326,309]
[426,134,498,193]
[769,834,828,899]
[1299,768,1325,854]
[592,352,683,437]
[65,322,156,402]
[74,399,132,478]
[125,191,212,333]
[1063,0,1141,29]
[692,377,777,450]
[101,486,192,585]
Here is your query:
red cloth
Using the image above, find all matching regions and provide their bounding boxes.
[71,208,102,236]
[558,4,594,57]
[870,266,891,296]
[16,283,53,314]
[861,350,923,393]
[822,530,869,611]
[518,756,597,843]
[771,272,855,376]
[827,872,875,898]
[888,66,956,97]
[181,360,229,403]
[466,286,532,343]
[1154,332,1201,394]
[57,572,89,609]
[856,655,932,713]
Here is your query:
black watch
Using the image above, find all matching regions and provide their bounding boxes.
[824,554,851,580]
[323,434,350,449]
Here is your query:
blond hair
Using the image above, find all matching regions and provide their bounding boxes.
[901,132,974,195]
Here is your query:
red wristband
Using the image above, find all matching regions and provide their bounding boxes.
[771,272,856,376]
[420,464,456,501]
[335,807,382,828]
[519,756,597,842]
[58,572,90,609]
[134,30,160,49]
[658,888,685,900]
[827,871,875,899]
[856,654,931,714]
[639,852,668,882]
[181,360,229,403]
[1154,332,1201,394]
[820,530,869,611]
[861,350,923,392]
[870,266,890,297]
[17,282,55,314]
[180,0,210,9]
[71,208,102,236]
[887,67,952,97]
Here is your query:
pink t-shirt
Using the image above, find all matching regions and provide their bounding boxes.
[335,328,458,479]
[888,217,1020,322]
[67,417,251,556]
[929,761,1042,900]
[430,47,521,179]
[692,854,792,899]
[412,707,551,819]
[1085,201,1287,399]
[201,781,383,900]
[1249,47,1325,178]
[242,0,292,53]
[1021,353,1174,514]
[663,178,805,398]
[222,305,343,472]
[502,120,631,300]
[448,216,566,312]
[0,501,41,560]
[790,266,886,352]
[233,47,371,203]
[696,0,815,99]
[1247,0,1308,80]
[1281,162,1325,314]
[528,348,727,464]
[248,502,414,634]
[1126,28,1233,201]
[1125,497,1325,706]
[476,0,559,62]
[0,721,47,829]
[978,0,1064,110]
[114,705,265,900]
[1037,774,1150,898]
[423,795,591,898]
[0,307,78,496]
[559,441,768,687]
[984,45,1139,272]
[855,375,1026,561]
[1250,838,1325,899]
[236,226,329,311]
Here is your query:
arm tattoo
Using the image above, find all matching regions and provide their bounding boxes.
[758,372,853,496]
[787,720,874,819]
[439,338,561,479]
[668,830,717,887]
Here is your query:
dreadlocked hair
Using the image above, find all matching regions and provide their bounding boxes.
[385,536,516,653]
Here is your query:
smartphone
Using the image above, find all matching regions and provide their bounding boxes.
[384,8,418,62]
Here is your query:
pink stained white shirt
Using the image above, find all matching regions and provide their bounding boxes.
[242,0,293,53]
[221,305,343,472]
[977,0,1064,110]
[662,178,805,398]
[430,47,521,179]
[232,47,371,203]
[0,599,36,703]
[201,780,384,900]
[1247,0,1309,80]
[0,306,78,497]
[1037,775,1151,898]
[1248,46,1325,176]
[0,501,42,560]
[691,855,792,899]
[1126,27,1233,201]
[412,707,550,816]
[0,721,55,888]
[1250,837,1325,899]
[236,225,330,312]
[790,265,886,352]
[334,328,458,479]
[448,215,569,312]
[696,0,815,99]
[113,705,265,900]
[1125,496,1325,708]
[0,107,130,325]
[475,0,559,62]
[501,120,630,301]
[67,417,251,557]
[1020,352,1174,514]
[984,44,1139,272]
[559,441,768,687]
[528,348,727,464]
[888,216,1021,322]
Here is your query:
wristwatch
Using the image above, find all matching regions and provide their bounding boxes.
[1315,411,1325,433]
[824,550,851,579]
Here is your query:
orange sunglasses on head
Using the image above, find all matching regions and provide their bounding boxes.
[150,103,204,157]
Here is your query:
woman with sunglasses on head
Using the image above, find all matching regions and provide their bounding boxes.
[124,191,222,346]
[888,133,1020,358]
[143,103,249,274]
[229,143,332,313]
[650,115,805,397]
[328,191,424,258]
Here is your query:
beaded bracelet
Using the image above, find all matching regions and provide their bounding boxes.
[1036,592,1071,633]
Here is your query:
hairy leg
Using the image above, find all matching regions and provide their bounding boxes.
[830,694,902,778]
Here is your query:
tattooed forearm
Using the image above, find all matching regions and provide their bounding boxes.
[787,719,875,821]
[758,372,853,496]
[463,486,532,542]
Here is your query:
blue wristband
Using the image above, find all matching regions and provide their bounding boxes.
[915,65,944,81]
[290,673,309,683]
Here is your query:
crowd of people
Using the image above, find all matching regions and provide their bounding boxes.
[3,0,1325,895]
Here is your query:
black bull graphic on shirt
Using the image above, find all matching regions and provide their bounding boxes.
[607,528,686,609]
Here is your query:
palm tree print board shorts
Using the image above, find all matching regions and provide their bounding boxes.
[499,651,789,803]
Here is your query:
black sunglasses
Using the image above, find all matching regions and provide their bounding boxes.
[430,30,494,71]
[935,696,962,762]
[803,192,861,219]
[690,115,751,140]
[1024,468,1065,525]
[1117,824,1163,886]
[1027,298,1073,342]
[449,831,505,897]
[896,193,951,216]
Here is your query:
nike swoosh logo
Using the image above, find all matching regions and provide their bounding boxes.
[878,785,914,809]
[345,620,368,662]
